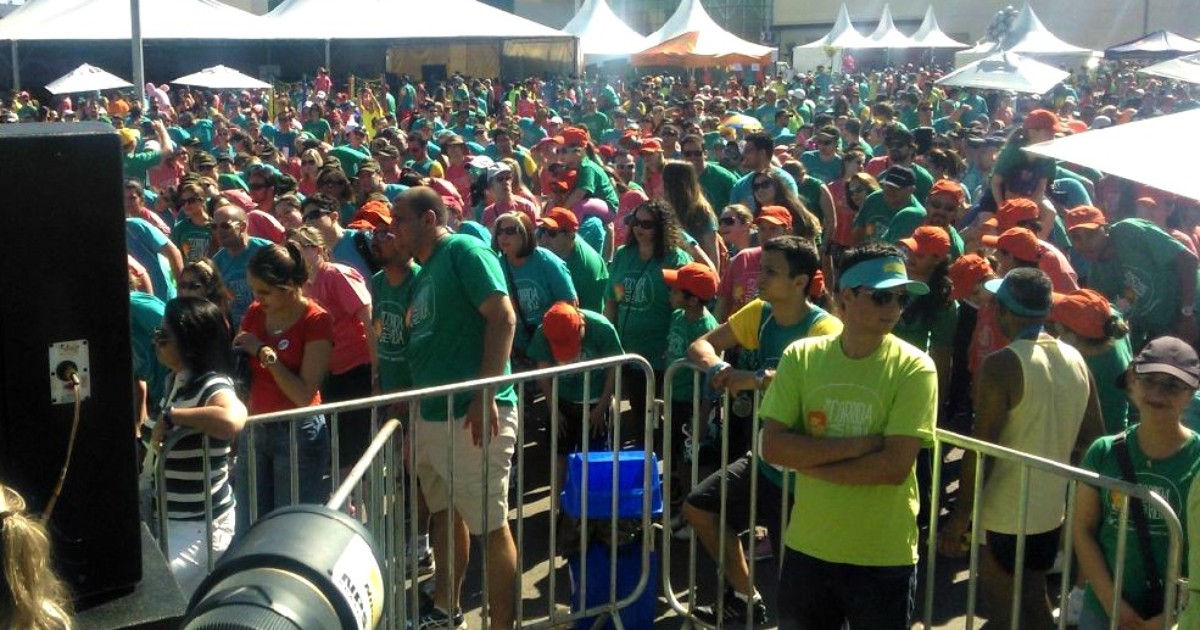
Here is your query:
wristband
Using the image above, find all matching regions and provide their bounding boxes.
[161,406,175,429]
[705,361,731,382]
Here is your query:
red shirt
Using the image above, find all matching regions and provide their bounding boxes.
[241,300,334,414]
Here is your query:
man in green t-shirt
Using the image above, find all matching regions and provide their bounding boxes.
[1066,206,1200,348]
[536,207,608,313]
[390,186,519,630]
[680,134,737,213]
[760,243,937,628]
[853,165,925,244]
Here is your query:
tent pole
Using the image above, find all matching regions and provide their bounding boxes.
[10,41,18,90]
[325,40,331,75]
[1142,0,1149,35]
[131,0,146,107]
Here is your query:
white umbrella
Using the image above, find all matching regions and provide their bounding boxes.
[1139,52,1200,84]
[171,65,271,90]
[1023,108,1200,201]
[936,52,1068,94]
[45,63,133,95]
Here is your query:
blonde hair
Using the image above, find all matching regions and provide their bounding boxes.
[0,485,73,630]
[289,225,329,259]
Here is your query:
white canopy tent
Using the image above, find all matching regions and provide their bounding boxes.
[1140,52,1200,84]
[955,3,1091,67]
[860,4,919,49]
[1024,109,1200,201]
[633,0,774,67]
[936,52,1069,94]
[560,0,649,63]
[264,0,569,41]
[172,65,271,90]
[0,0,267,40]
[911,6,967,49]
[45,63,132,94]
[797,4,872,50]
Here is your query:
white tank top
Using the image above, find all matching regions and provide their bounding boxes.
[981,337,1091,534]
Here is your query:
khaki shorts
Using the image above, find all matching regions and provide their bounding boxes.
[413,404,518,534]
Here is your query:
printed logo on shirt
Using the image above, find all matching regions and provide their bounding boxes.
[1121,266,1156,318]
[376,302,407,359]
[515,279,544,323]
[406,280,435,340]
[621,274,651,310]
[1106,471,1184,536]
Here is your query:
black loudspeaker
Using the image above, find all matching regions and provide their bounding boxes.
[0,122,142,603]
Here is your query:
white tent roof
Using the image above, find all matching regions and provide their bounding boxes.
[859,4,919,49]
[936,52,1069,94]
[172,65,271,89]
[798,4,872,49]
[0,0,267,40]
[638,0,773,57]
[561,0,649,60]
[1024,109,1200,201]
[911,6,967,49]
[264,0,568,40]
[958,2,1090,57]
[1140,51,1200,84]
[45,63,132,94]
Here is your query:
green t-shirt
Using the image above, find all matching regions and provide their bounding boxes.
[606,245,692,370]
[665,309,718,402]
[171,217,213,263]
[892,297,958,354]
[370,264,420,391]
[760,333,937,566]
[527,309,623,403]
[1090,219,1196,341]
[406,234,517,420]
[1082,428,1200,620]
[302,119,332,141]
[992,143,1056,198]
[579,111,610,138]
[698,163,738,213]
[880,207,929,244]
[575,156,620,212]
[1085,338,1133,434]
[124,149,162,183]
[911,162,935,203]
[558,238,608,313]
[854,190,922,242]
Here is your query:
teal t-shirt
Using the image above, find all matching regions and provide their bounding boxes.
[171,217,214,264]
[1081,428,1200,621]
[502,248,578,353]
[406,234,517,420]
[606,245,692,370]
[130,291,170,415]
[799,151,842,184]
[214,237,273,328]
[527,309,623,403]
[666,309,719,402]
[370,264,421,391]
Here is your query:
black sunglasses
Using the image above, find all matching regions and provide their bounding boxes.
[495,226,521,236]
[625,215,657,230]
[752,180,773,191]
[854,287,911,308]
[303,209,331,222]
[152,327,171,346]
[682,150,705,158]
[719,216,740,226]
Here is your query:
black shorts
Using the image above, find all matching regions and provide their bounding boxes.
[685,453,791,539]
[551,400,611,456]
[323,363,374,466]
[985,527,1061,574]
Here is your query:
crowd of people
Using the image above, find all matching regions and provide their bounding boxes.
[3,59,1200,629]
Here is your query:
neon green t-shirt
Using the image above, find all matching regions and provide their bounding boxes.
[759,333,937,566]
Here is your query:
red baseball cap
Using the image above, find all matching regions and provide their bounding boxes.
[542,301,585,363]
[899,226,951,257]
[754,205,793,229]
[538,207,579,232]
[1065,205,1109,232]
[639,138,663,154]
[1049,289,1112,340]
[1023,109,1065,133]
[982,227,1040,263]
[662,262,719,301]
[949,254,994,301]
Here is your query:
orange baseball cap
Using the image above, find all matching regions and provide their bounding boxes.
[928,179,965,205]
[754,205,793,229]
[1024,109,1065,133]
[899,226,951,257]
[1065,205,1109,232]
[542,301,585,363]
[984,197,1040,231]
[561,126,591,147]
[948,254,994,301]
[662,262,719,301]
[538,207,579,232]
[639,139,663,154]
[982,227,1040,263]
[1049,289,1112,340]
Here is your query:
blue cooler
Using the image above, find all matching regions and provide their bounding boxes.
[561,451,663,630]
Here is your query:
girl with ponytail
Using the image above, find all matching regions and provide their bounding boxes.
[231,242,334,536]
[0,485,72,630]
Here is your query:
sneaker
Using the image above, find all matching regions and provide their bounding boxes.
[406,600,465,630]
[417,547,435,577]
[693,588,768,627]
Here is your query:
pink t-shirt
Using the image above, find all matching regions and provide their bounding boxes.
[716,247,762,318]
[482,196,539,227]
[305,262,372,375]
[138,206,171,235]
[969,301,1009,376]
[247,210,286,244]
[828,182,857,247]
[1036,240,1079,293]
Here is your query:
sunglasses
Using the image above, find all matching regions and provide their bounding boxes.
[849,186,869,195]
[1135,373,1194,394]
[626,216,657,230]
[303,210,330,222]
[212,221,241,231]
[719,216,740,226]
[853,288,911,308]
[495,226,522,236]
[180,196,202,205]
[152,327,172,346]
[178,281,204,292]
[817,138,836,146]
[537,227,560,238]
[615,163,635,170]
[301,160,317,165]
[753,180,773,191]
[682,150,705,158]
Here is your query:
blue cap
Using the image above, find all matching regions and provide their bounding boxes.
[838,255,929,295]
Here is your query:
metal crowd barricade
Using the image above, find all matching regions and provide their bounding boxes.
[659,359,793,629]
[153,353,659,629]
[926,429,1185,630]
